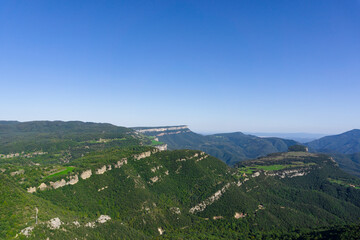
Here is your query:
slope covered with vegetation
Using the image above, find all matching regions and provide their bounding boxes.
[1,121,360,239]
[305,129,360,177]
[307,129,360,154]
[134,126,297,166]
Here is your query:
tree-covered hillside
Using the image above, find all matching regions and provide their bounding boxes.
[0,121,139,154]
[307,129,360,154]
[133,126,297,166]
[1,121,360,239]
[305,129,360,177]
[327,153,360,178]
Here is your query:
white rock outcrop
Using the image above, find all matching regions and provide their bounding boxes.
[234,212,247,219]
[151,165,162,173]
[170,207,181,214]
[189,183,231,214]
[50,179,67,189]
[176,158,187,162]
[96,165,107,175]
[137,126,188,133]
[155,144,167,151]
[150,176,159,183]
[115,158,127,168]
[20,226,34,236]
[38,183,48,190]
[97,215,111,223]
[158,227,164,235]
[26,150,162,193]
[11,169,25,176]
[48,217,62,229]
[68,175,79,185]
[98,186,108,192]
[265,169,308,178]
[195,155,208,162]
[73,221,80,227]
[27,187,36,193]
[85,222,96,228]
[81,170,92,180]
[134,151,152,160]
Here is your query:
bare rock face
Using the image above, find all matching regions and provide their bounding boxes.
[73,221,80,227]
[50,179,67,189]
[234,212,247,219]
[170,207,181,215]
[81,170,92,180]
[137,126,188,133]
[115,158,127,168]
[98,186,108,192]
[155,144,168,151]
[151,165,162,173]
[265,169,308,178]
[158,227,164,235]
[20,226,34,236]
[97,215,111,223]
[27,187,36,193]
[96,165,107,175]
[38,183,48,190]
[48,217,62,229]
[10,169,25,176]
[150,176,159,183]
[134,151,152,160]
[85,222,96,228]
[189,183,231,214]
[68,175,79,185]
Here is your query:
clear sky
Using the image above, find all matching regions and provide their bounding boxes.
[1,0,359,134]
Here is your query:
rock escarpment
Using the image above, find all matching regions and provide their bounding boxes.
[27,150,158,193]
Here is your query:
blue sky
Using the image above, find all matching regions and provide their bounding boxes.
[1,0,359,134]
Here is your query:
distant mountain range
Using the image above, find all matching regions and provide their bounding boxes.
[133,126,360,177]
[133,126,297,166]
[305,129,360,177]
[246,132,327,143]
[306,129,360,154]
[1,121,360,239]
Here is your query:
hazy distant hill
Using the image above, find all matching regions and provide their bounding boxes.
[307,129,360,154]
[305,129,360,177]
[246,132,326,143]
[133,126,297,166]
[328,153,360,178]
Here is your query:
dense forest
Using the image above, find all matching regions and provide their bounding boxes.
[1,121,360,239]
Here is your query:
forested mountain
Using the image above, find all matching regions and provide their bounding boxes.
[1,121,360,239]
[307,129,360,154]
[305,129,360,177]
[0,121,137,154]
[133,126,297,166]
[326,153,360,178]
[135,126,360,177]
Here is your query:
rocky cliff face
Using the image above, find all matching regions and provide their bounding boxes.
[133,126,191,137]
[154,144,167,151]
[26,150,158,193]
[136,126,189,133]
